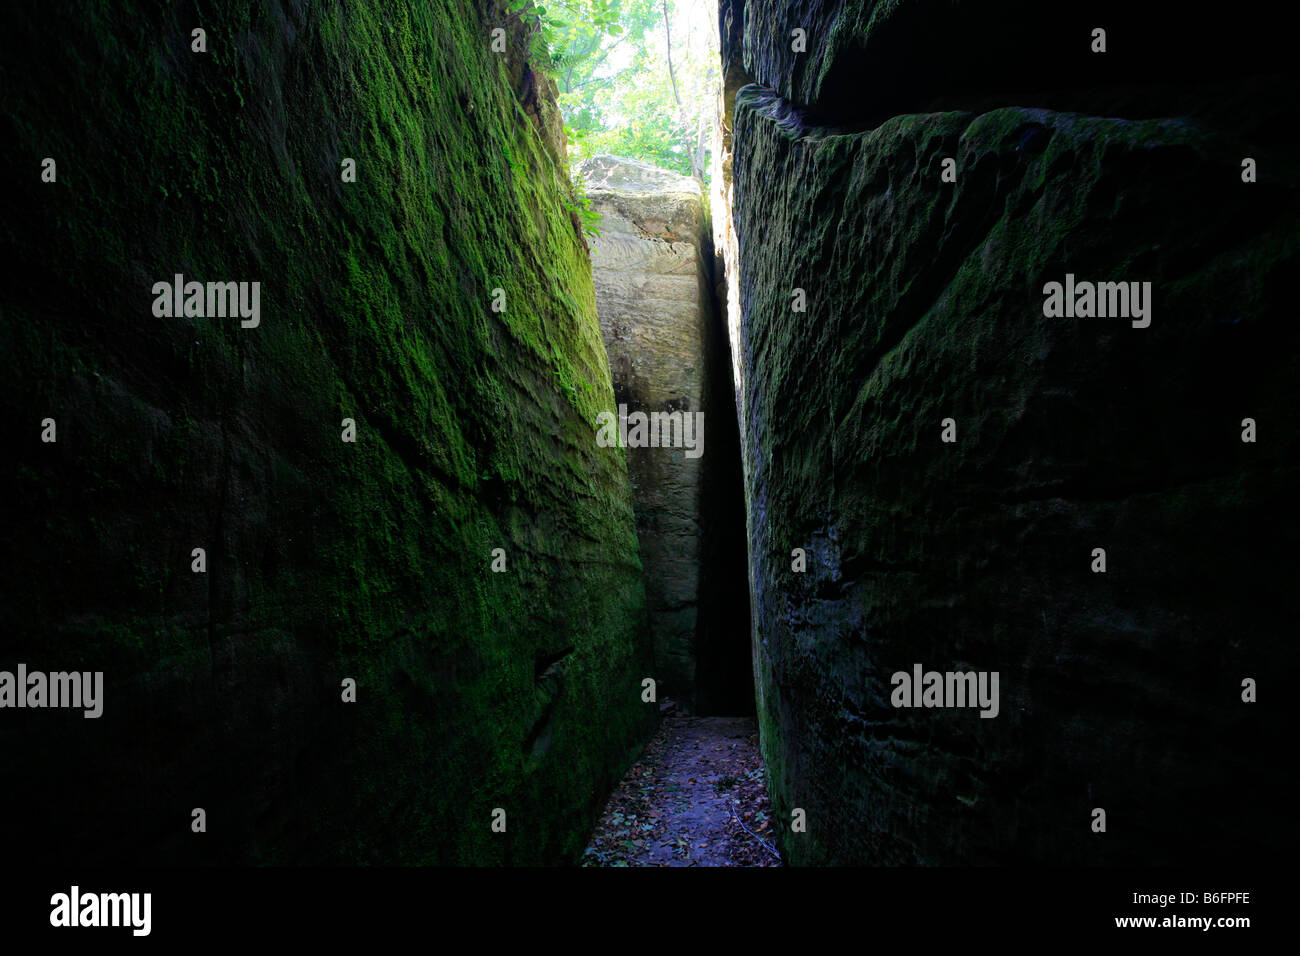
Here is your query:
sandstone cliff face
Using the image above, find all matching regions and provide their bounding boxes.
[719,1,1298,864]
[0,0,654,865]
[579,156,751,713]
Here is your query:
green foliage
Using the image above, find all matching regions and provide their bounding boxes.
[507,0,561,69]
[529,0,719,182]
[564,173,602,238]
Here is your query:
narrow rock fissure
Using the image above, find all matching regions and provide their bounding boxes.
[577,155,754,722]
[576,152,761,863]
[3,0,1291,878]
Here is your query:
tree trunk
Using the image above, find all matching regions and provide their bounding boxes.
[661,0,702,182]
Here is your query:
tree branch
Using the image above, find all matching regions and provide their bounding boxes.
[661,0,701,181]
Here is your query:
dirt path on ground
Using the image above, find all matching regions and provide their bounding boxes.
[583,714,782,867]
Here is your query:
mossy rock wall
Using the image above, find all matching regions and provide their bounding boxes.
[0,0,654,864]
[723,2,1299,865]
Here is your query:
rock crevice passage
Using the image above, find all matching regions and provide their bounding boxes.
[1,0,1294,871]
[580,155,752,716]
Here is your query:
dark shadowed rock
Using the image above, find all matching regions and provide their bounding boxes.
[0,0,654,865]
[719,2,1298,864]
[739,0,1295,124]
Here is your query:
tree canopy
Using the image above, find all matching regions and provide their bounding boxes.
[513,0,719,183]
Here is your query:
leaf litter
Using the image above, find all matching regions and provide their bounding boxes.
[582,714,782,867]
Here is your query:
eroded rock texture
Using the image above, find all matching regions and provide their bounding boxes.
[720,1,1299,864]
[579,156,751,713]
[0,0,654,865]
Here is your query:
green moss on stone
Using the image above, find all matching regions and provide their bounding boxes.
[0,0,654,865]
